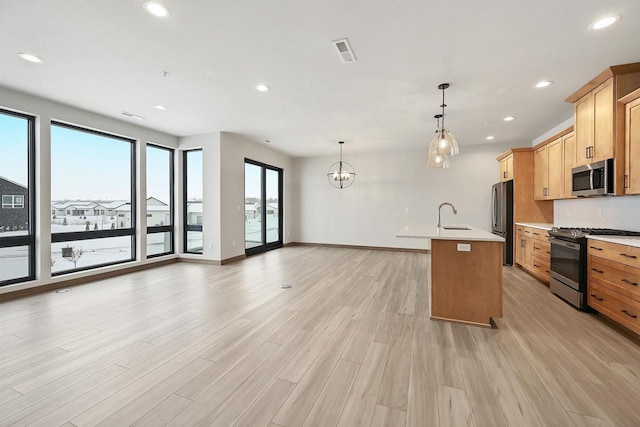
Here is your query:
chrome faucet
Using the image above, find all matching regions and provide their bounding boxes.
[437,202,458,228]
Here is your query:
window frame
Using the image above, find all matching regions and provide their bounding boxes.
[50,121,136,276]
[244,158,283,256]
[0,108,36,286]
[183,149,203,254]
[146,143,174,258]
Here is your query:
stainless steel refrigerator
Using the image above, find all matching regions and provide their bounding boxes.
[491,180,514,266]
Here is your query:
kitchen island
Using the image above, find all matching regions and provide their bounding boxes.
[397,225,504,327]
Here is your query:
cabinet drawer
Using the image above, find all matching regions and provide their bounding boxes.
[532,239,550,260]
[530,229,548,241]
[588,281,640,335]
[588,240,640,269]
[532,256,550,282]
[522,226,533,236]
[515,225,525,234]
[588,256,640,302]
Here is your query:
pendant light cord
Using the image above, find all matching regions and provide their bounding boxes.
[441,86,446,136]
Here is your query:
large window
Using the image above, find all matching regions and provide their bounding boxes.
[0,109,35,286]
[245,159,282,255]
[146,144,174,257]
[184,149,203,254]
[50,123,135,275]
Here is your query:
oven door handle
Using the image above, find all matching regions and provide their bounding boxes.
[590,169,595,190]
[549,237,580,251]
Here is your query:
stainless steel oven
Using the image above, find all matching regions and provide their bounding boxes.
[549,236,587,308]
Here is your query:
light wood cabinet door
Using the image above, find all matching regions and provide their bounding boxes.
[563,131,576,198]
[547,138,564,199]
[499,154,513,182]
[592,78,615,162]
[506,154,513,180]
[575,92,594,165]
[533,146,547,200]
[515,233,527,267]
[625,97,640,194]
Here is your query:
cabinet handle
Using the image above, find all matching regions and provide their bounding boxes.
[533,246,540,250]
[620,253,638,259]
[585,147,589,159]
[546,251,551,255]
[621,278,638,286]
[591,268,604,274]
[533,232,540,236]
[590,246,603,251]
[591,294,604,301]
[545,270,550,274]
[621,309,638,319]
[503,171,507,179]
[534,264,540,268]
[624,174,629,189]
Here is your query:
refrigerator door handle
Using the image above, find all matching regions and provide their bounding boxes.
[492,187,497,227]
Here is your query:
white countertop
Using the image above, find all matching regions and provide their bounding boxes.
[515,222,554,231]
[396,224,504,242]
[586,235,640,248]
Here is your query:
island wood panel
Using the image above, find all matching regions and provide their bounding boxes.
[430,239,503,327]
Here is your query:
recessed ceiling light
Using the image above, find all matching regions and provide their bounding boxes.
[535,80,553,89]
[256,84,270,92]
[143,1,170,18]
[18,52,43,63]
[503,116,516,122]
[154,105,167,111]
[486,136,495,141]
[589,15,620,30]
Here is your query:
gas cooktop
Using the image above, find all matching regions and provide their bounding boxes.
[549,227,640,240]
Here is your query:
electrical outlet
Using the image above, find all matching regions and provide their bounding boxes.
[208,242,213,249]
[457,243,471,252]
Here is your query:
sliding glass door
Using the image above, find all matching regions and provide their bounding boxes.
[245,159,282,255]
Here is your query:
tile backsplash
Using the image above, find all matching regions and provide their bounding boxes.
[554,195,640,231]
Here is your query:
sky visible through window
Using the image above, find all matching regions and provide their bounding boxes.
[0,113,28,187]
[51,125,132,201]
[146,145,171,205]
[245,163,278,200]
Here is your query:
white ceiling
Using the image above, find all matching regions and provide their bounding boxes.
[1,1,640,157]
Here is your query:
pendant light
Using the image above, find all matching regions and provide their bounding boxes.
[431,83,459,157]
[327,141,356,189]
[428,115,450,168]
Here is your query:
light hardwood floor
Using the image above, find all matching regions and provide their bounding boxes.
[1,246,640,426]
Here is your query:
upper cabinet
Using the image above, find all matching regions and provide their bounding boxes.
[533,129,572,200]
[499,153,513,182]
[574,78,614,165]
[620,88,640,194]
[566,63,640,195]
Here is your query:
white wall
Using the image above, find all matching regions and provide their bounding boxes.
[177,132,294,262]
[219,132,294,260]
[178,132,222,261]
[0,86,179,295]
[293,142,514,250]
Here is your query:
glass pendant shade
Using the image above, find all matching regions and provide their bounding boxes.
[435,129,459,156]
[428,138,450,169]
[327,141,356,189]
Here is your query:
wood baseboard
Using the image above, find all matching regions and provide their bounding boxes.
[288,242,430,254]
[0,258,178,303]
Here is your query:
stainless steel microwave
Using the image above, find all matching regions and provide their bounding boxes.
[572,158,614,197]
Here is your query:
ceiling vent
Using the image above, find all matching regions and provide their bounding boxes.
[332,38,357,63]
[121,111,147,120]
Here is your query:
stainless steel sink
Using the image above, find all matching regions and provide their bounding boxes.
[443,226,471,230]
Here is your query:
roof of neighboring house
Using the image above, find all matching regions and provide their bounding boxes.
[0,176,27,190]
[147,196,167,206]
[267,203,279,211]
[147,205,170,212]
[187,203,203,213]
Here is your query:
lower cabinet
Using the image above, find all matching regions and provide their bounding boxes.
[515,225,550,283]
[588,239,640,335]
